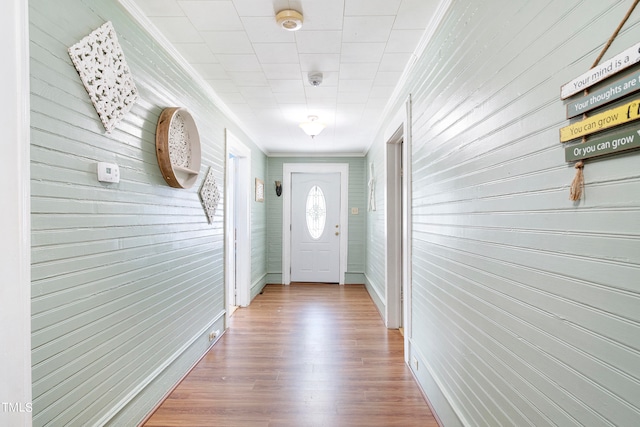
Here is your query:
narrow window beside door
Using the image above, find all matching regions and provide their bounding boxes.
[306,185,326,240]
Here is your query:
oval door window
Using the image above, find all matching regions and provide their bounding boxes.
[306,185,326,239]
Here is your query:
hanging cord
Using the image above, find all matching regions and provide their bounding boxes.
[591,0,640,68]
[570,0,639,201]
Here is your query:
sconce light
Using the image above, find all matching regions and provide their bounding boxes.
[275,181,282,197]
[299,115,326,138]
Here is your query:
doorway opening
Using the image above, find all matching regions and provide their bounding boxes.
[225,130,251,324]
[386,126,403,329]
[384,96,413,361]
[226,153,239,317]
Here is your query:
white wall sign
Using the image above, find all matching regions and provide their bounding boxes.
[561,41,640,99]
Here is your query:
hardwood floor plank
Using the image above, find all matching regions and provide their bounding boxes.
[143,284,437,427]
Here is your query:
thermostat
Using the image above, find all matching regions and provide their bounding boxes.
[97,162,120,183]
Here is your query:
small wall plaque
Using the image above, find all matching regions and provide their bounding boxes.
[255,178,264,202]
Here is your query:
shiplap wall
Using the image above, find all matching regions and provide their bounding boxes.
[251,154,268,298]
[266,157,366,284]
[365,0,640,425]
[29,0,266,425]
[364,141,386,313]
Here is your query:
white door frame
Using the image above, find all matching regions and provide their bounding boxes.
[282,163,349,285]
[226,154,237,313]
[1,0,32,423]
[385,126,403,329]
[383,96,413,360]
[225,130,251,311]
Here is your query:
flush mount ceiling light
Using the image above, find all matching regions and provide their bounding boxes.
[276,9,303,31]
[299,115,326,139]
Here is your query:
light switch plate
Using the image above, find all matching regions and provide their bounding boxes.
[97,162,120,183]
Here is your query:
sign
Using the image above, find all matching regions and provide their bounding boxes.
[560,42,640,99]
[565,128,640,161]
[560,98,640,142]
[566,69,640,118]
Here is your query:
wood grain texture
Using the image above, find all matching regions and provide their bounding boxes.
[144,284,437,427]
[155,107,201,189]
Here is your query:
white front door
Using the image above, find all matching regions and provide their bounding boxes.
[290,173,341,283]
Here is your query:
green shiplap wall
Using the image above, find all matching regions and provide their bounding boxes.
[29,0,266,425]
[364,140,386,313]
[266,157,366,283]
[251,152,268,298]
[366,0,640,425]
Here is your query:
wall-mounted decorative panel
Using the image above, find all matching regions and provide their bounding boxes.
[67,21,138,134]
[199,166,220,224]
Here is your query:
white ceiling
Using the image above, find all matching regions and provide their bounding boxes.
[125,0,445,155]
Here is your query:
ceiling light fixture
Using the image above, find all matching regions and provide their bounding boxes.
[299,115,326,139]
[276,10,303,31]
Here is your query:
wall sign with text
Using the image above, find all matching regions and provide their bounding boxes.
[561,41,640,99]
[561,42,640,161]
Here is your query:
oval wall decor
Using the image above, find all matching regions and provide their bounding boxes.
[155,107,201,189]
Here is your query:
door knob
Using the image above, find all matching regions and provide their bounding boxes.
[335,232,339,236]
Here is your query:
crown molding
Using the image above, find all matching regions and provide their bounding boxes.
[367,0,453,155]
[267,152,366,158]
[117,0,264,153]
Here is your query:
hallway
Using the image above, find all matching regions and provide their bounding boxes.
[143,284,437,426]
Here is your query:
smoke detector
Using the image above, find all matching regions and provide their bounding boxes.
[308,72,323,87]
[276,10,303,31]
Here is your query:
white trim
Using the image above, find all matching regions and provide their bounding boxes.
[225,154,237,314]
[368,0,452,155]
[383,97,413,337]
[410,338,468,426]
[384,107,406,143]
[0,0,32,424]
[251,272,268,294]
[282,163,349,285]
[364,272,386,311]
[385,126,403,329]
[117,0,263,153]
[268,152,366,158]
[402,96,414,362]
[225,130,252,308]
[95,310,226,426]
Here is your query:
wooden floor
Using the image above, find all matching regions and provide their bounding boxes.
[143,283,438,427]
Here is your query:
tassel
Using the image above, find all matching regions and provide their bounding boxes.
[569,161,584,201]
